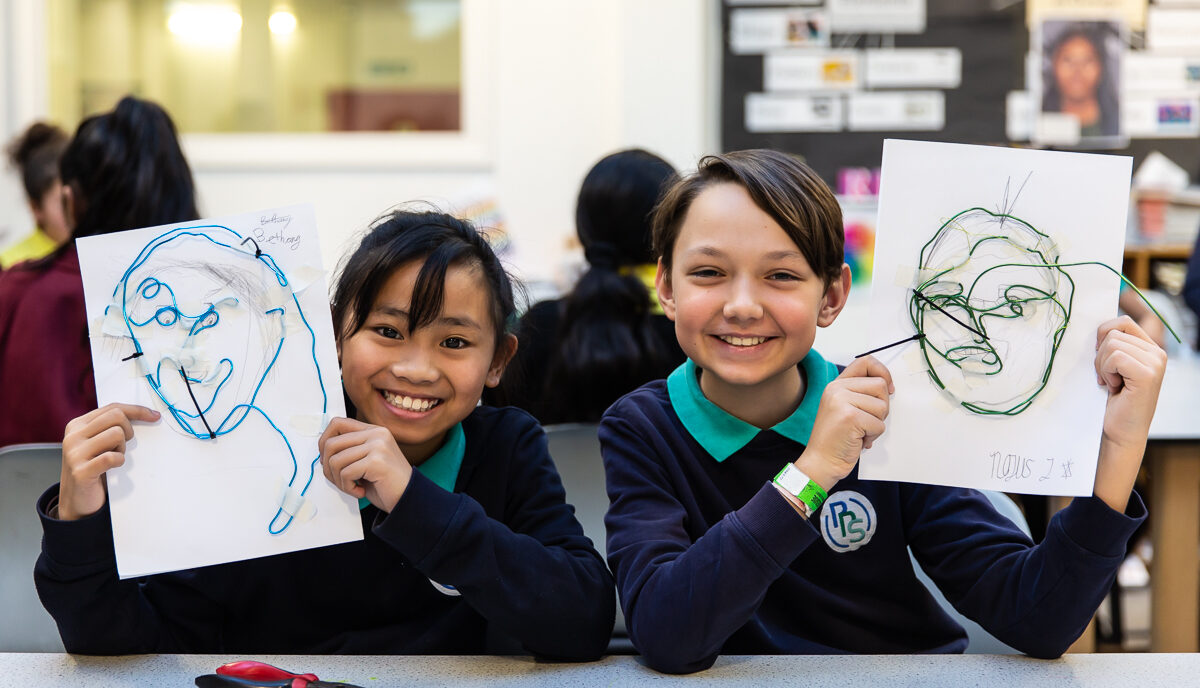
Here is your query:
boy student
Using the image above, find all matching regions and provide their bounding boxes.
[600,150,1163,674]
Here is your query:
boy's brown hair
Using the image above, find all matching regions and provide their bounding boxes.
[651,149,844,286]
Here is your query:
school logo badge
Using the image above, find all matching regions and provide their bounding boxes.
[820,490,876,553]
[429,579,462,597]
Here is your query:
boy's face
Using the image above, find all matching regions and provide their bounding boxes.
[338,259,514,464]
[656,182,848,399]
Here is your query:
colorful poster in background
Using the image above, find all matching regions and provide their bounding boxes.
[837,171,879,286]
[842,201,877,285]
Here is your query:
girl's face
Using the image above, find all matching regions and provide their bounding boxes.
[656,182,847,408]
[33,180,69,244]
[338,259,514,464]
[1053,35,1101,103]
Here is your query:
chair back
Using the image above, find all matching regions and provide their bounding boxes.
[543,423,632,651]
[0,443,66,651]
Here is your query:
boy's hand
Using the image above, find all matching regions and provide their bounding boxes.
[1093,316,1167,512]
[796,355,894,492]
[59,403,160,520]
[318,417,414,513]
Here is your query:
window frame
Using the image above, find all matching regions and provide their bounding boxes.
[5,0,494,172]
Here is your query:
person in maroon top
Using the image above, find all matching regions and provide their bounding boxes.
[0,96,199,447]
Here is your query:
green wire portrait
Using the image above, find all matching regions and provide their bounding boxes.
[909,207,1074,416]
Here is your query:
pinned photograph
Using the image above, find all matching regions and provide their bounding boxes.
[1035,19,1126,149]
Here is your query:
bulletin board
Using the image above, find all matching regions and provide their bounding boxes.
[720,0,1200,184]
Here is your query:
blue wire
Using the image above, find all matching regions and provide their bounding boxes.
[112,224,327,535]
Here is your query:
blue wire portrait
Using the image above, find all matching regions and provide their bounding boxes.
[105,224,328,534]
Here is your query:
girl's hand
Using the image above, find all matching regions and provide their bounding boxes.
[318,417,414,513]
[1093,316,1167,512]
[59,403,160,520]
[796,355,894,492]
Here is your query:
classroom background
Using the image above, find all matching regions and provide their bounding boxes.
[2,0,1199,663]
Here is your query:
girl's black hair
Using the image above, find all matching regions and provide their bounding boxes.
[5,121,68,204]
[536,149,679,423]
[331,209,516,354]
[59,95,199,242]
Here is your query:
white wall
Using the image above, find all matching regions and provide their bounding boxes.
[1,0,713,289]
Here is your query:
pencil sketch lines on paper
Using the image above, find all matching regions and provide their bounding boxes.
[908,174,1074,416]
[102,224,328,534]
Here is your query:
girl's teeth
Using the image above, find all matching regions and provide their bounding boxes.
[384,391,437,412]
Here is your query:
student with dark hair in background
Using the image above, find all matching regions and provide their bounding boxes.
[2,122,70,269]
[0,95,199,447]
[488,149,685,423]
[1185,231,1200,349]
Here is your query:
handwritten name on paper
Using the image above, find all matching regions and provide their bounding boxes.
[252,213,301,251]
[989,451,1072,483]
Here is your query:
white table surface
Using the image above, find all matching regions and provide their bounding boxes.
[4,652,1199,687]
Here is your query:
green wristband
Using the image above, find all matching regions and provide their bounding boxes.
[773,464,828,514]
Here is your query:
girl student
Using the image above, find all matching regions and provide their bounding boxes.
[2,121,70,269]
[599,149,1162,673]
[488,149,685,423]
[0,96,200,447]
[35,209,616,657]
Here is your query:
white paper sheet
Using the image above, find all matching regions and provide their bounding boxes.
[730,8,829,54]
[745,92,844,132]
[859,141,1131,496]
[77,205,363,578]
[847,91,944,131]
[764,50,860,92]
[1147,8,1200,52]
[1006,90,1034,141]
[1123,53,1200,94]
[827,0,926,34]
[864,48,961,89]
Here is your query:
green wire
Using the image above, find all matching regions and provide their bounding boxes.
[910,207,1179,417]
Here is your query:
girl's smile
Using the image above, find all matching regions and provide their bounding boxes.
[339,259,511,465]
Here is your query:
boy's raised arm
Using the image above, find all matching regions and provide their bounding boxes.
[1092,315,1167,512]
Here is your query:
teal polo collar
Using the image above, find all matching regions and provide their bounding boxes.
[359,422,466,509]
[666,350,839,462]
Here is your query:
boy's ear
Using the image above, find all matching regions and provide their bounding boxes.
[817,263,852,328]
[655,258,676,322]
[485,333,519,388]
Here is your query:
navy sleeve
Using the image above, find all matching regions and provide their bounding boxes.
[904,486,1146,658]
[374,418,614,660]
[33,486,227,654]
[600,413,817,674]
[1184,232,1200,344]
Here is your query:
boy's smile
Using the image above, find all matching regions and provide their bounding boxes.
[656,182,849,427]
[339,259,509,464]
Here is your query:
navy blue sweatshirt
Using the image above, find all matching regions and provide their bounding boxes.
[601,353,1146,674]
[35,405,615,657]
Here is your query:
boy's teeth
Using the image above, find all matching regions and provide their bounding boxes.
[721,335,767,347]
[383,391,438,412]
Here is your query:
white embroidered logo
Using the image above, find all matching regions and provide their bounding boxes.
[429,579,462,597]
[820,490,877,553]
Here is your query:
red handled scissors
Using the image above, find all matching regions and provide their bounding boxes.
[193,660,365,688]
